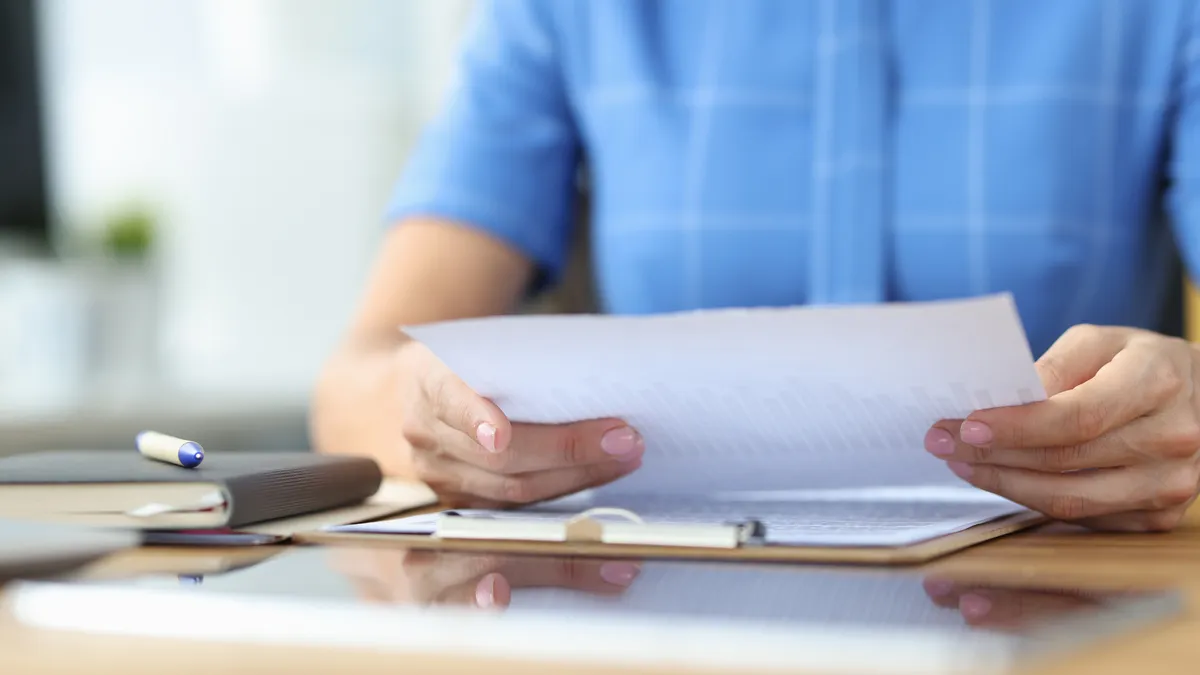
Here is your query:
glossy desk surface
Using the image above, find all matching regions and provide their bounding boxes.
[3,511,1200,675]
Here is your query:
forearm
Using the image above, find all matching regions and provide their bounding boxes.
[310,217,533,477]
[340,218,533,347]
[310,346,418,476]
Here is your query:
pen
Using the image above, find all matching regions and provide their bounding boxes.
[137,430,205,468]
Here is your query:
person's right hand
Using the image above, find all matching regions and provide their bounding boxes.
[395,337,644,507]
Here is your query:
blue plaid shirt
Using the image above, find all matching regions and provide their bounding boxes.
[388,0,1200,356]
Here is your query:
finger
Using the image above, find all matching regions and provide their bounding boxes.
[924,425,1131,471]
[925,578,1112,617]
[422,363,513,454]
[403,552,505,605]
[437,418,644,475]
[501,558,641,595]
[433,572,512,610]
[945,460,1198,522]
[474,572,512,609]
[961,345,1162,450]
[922,577,963,608]
[957,589,1097,630]
[1035,325,1130,397]
[428,453,644,507]
[426,559,641,607]
[341,550,499,605]
[504,419,645,472]
[929,407,1200,471]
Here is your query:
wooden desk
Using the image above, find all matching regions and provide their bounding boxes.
[924,524,1200,675]
[4,516,1200,675]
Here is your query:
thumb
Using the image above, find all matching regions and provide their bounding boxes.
[444,572,510,610]
[1034,326,1127,397]
[425,368,512,453]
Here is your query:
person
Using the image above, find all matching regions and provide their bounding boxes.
[311,1,1200,531]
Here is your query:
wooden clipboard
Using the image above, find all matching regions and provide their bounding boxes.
[296,510,1046,565]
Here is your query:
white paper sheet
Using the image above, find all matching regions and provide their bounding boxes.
[404,294,1045,495]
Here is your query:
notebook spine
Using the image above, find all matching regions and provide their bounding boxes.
[222,459,383,528]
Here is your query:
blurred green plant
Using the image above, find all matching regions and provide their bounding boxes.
[100,205,156,259]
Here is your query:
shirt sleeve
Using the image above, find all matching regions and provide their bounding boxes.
[385,0,579,283]
[1168,3,1200,279]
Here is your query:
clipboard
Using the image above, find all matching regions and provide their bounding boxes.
[297,507,1047,565]
[436,507,765,548]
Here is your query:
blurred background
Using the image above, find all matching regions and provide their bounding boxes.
[0,0,474,454]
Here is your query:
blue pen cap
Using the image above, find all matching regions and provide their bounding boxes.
[177,442,205,468]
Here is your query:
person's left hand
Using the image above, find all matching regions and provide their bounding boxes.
[329,547,640,610]
[924,325,1200,532]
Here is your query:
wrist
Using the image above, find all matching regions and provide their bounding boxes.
[309,340,418,479]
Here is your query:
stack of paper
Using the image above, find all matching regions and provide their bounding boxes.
[336,294,1046,547]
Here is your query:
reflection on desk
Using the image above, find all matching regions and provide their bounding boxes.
[4,546,1183,675]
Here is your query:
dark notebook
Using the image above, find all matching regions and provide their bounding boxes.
[0,451,383,530]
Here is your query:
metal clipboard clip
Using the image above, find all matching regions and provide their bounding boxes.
[435,507,765,549]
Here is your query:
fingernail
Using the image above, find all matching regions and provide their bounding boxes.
[960,420,993,446]
[947,461,974,480]
[960,593,992,620]
[476,422,499,453]
[475,573,497,608]
[601,426,643,458]
[600,562,640,586]
[476,573,510,609]
[924,428,956,457]
[923,578,955,597]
